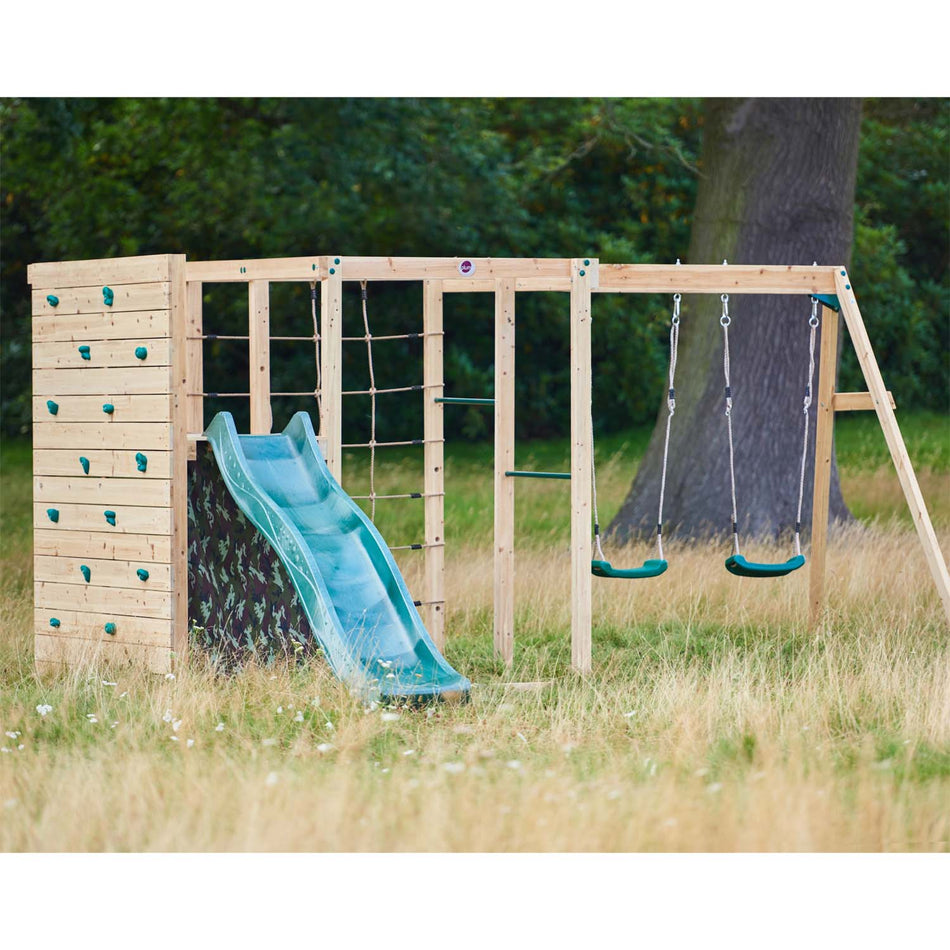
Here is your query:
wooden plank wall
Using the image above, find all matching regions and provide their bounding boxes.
[28,254,183,673]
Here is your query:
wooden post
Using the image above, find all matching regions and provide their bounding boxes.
[168,255,190,659]
[185,280,203,459]
[809,302,839,627]
[493,279,516,665]
[834,269,950,623]
[423,280,446,649]
[570,259,594,674]
[248,280,272,434]
[320,260,344,481]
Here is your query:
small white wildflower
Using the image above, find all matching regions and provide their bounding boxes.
[402,749,416,756]
[426,707,437,719]
[215,722,225,732]
[506,760,522,770]
[381,768,390,774]
[516,732,528,745]
[4,731,19,739]
[170,735,179,742]
[119,691,128,699]
[694,767,709,777]
[17,745,24,751]
[707,782,723,794]
[316,743,334,753]
[623,710,637,718]
[36,704,53,717]
[186,739,195,748]
[268,675,277,681]
[110,722,118,729]
[172,719,182,733]
[265,772,279,786]
[162,710,173,723]
[277,706,283,714]
[324,721,335,731]
[101,680,117,687]
[385,673,396,680]
[311,696,322,707]
[165,673,175,681]
[85,716,98,724]
[293,711,304,722]
[442,762,465,774]
[0,748,8,753]
[376,659,392,669]
[381,712,400,723]
[261,737,277,747]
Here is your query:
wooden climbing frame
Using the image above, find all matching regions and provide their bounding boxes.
[27,254,950,675]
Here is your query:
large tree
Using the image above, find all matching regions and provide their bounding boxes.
[609,98,863,544]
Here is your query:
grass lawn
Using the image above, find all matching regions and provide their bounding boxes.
[1,411,948,851]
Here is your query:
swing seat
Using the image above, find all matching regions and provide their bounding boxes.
[724,554,805,578]
[592,558,668,579]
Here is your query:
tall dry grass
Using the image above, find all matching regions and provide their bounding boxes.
[2,521,947,852]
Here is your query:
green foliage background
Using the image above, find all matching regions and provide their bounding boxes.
[2,98,946,442]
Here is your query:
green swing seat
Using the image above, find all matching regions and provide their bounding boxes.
[592,558,668,579]
[724,554,805,578]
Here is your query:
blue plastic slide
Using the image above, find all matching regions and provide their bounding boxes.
[204,411,470,701]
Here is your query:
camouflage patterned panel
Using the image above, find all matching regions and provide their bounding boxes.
[188,443,317,668]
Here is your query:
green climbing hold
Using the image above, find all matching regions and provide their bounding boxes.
[49,618,61,628]
[102,286,114,306]
[104,510,117,526]
[47,508,59,523]
[46,399,59,415]
[104,622,117,635]
[79,456,90,474]
[102,403,115,414]
[136,568,150,581]
[78,345,91,360]
[135,452,148,472]
[46,295,59,307]
[579,269,586,277]
[134,346,148,360]
[80,564,91,583]
[329,267,336,275]
[334,258,341,265]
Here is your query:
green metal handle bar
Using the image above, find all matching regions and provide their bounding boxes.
[434,397,495,406]
[505,470,570,480]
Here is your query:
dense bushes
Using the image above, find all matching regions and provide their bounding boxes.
[1,98,945,440]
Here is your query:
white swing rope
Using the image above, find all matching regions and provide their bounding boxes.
[360,280,378,521]
[794,299,820,556]
[591,293,680,563]
[720,294,741,557]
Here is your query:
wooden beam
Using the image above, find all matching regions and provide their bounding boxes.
[442,277,573,293]
[809,303,840,628]
[32,395,171,424]
[185,257,326,283]
[35,555,172,591]
[33,449,172,480]
[597,264,837,295]
[34,503,173,535]
[33,366,172,396]
[32,311,172,343]
[34,476,171,507]
[248,280,272,434]
[493,279,516,666]
[834,269,950,624]
[32,284,170,316]
[168,254,190,659]
[33,529,172,562]
[570,259,594,674]
[342,257,573,282]
[423,280,446,649]
[833,390,896,412]
[319,261,343,480]
[33,423,171,451]
[28,255,173,290]
[33,339,172,369]
[34,632,174,673]
[186,281,203,457]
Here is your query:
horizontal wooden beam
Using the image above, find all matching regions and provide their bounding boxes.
[340,257,576,282]
[596,264,838,295]
[28,255,172,290]
[185,257,326,283]
[833,391,896,412]
[442,277,572,293]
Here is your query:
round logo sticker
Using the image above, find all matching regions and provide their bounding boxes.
[457,259,476,276]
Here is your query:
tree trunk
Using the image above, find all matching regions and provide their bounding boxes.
[609,98,861,545]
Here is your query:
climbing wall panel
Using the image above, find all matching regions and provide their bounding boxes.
[28,255,186,674]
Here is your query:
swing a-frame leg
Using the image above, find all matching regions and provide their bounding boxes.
[810,271,950,628]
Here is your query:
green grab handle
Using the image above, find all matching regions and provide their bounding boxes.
[78,345,91,360]
[102,286,114,306]
[49,618,61,628]
[102,403,115,414]
[47,508,59,523]
[80,564,91,583]
[134,346,148,360]
[104,622,116,635]
[46,294,59,307]
[46,399,59,415]
[79,456,90,474]
[104,510,117,526]
[135,452,147,473]
[136,568,150,581]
